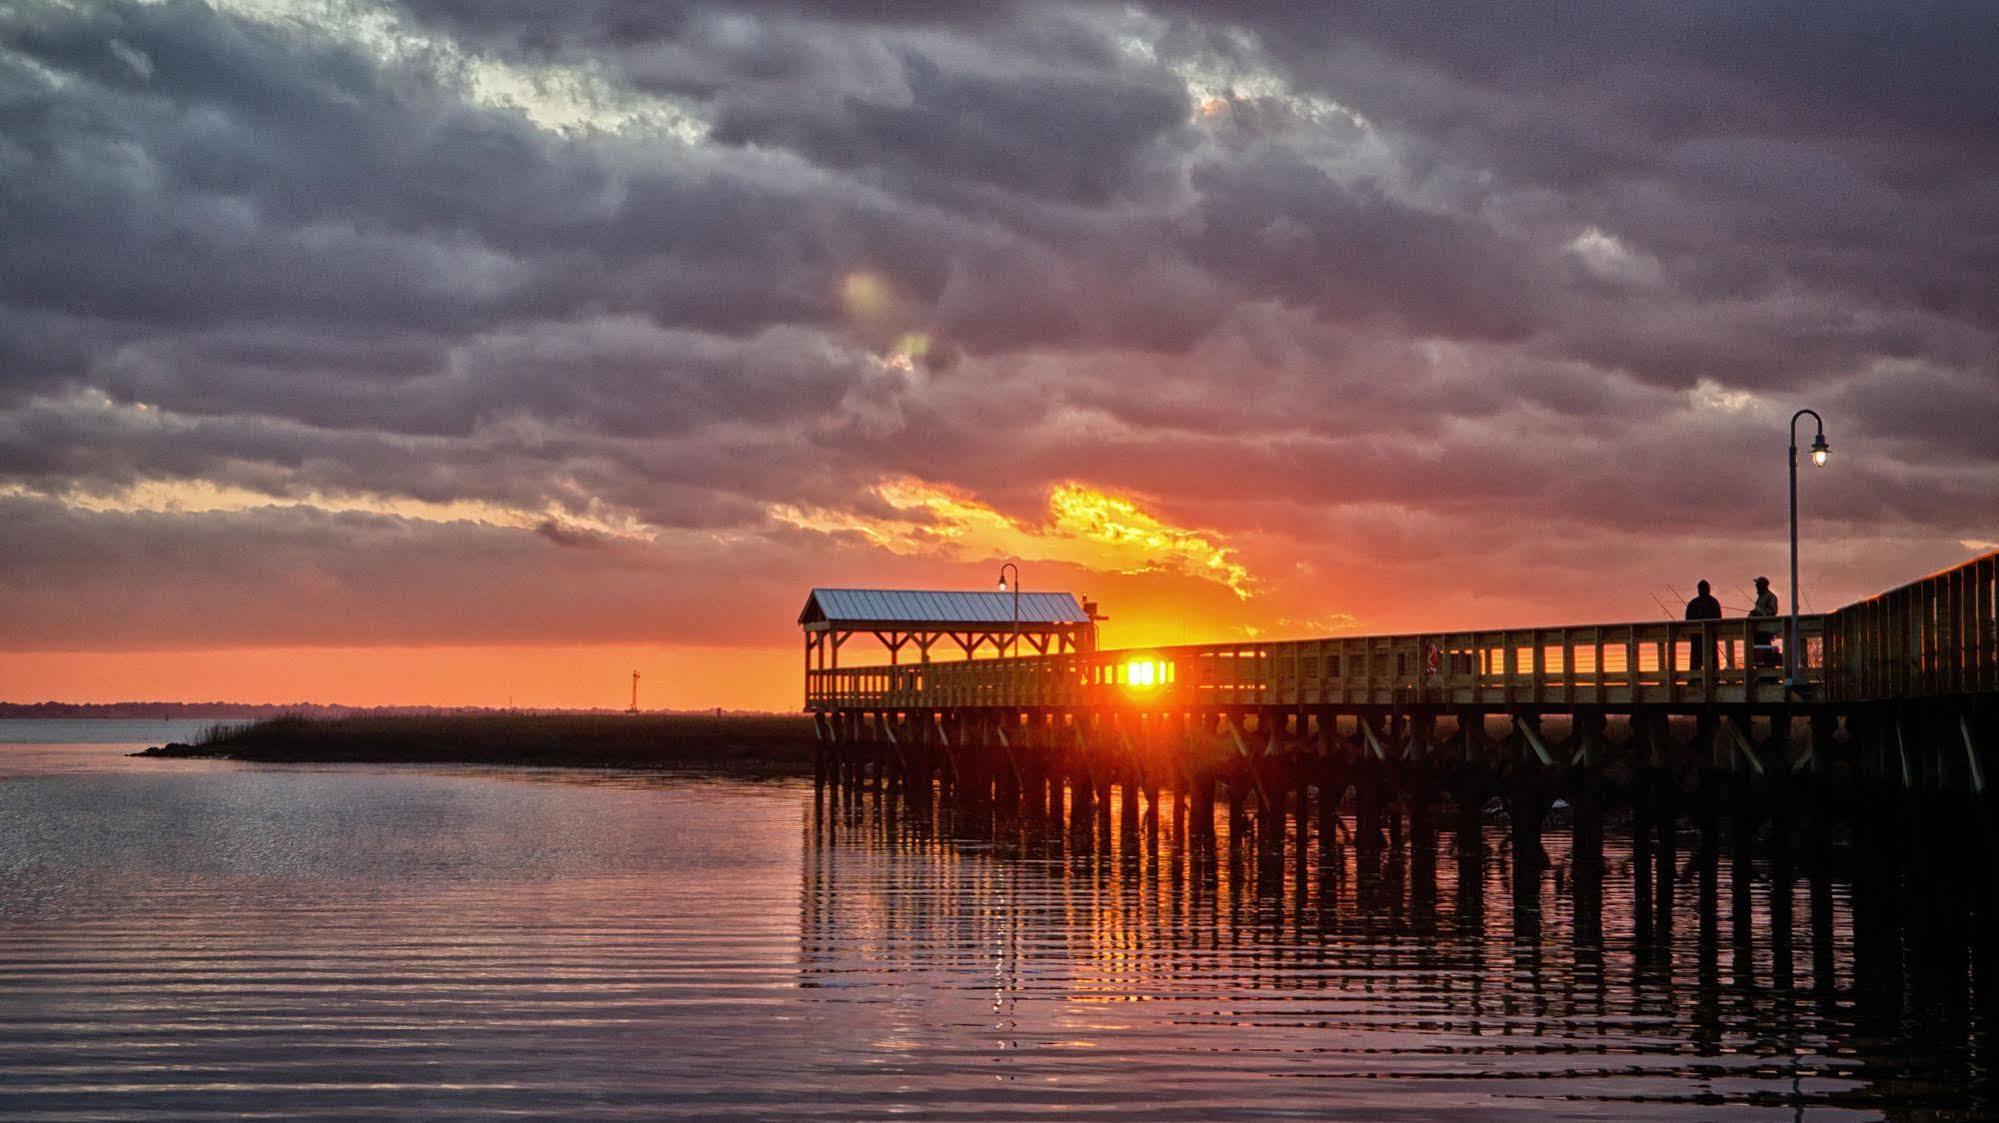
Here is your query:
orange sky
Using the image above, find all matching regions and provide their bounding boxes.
[4,515,1975,713]
[0,645,806,713]
[3,477,1983,712]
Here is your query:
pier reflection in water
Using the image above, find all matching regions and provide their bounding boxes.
[803,782,1999,1118]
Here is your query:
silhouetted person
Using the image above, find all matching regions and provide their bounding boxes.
[1685,580,1721,669]
[1748,576,1780,667]
[1749,575,1778,619]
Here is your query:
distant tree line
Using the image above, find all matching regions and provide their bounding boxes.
[0,702,771,719]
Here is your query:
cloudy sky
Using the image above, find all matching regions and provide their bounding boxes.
[3,1,1995,709]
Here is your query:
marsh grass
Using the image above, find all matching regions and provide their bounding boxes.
[157,712,818,775]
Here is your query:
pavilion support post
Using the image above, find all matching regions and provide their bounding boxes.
[853,713,868,798]
[1504,713,1554,922]
[1119,766,1140,843]
[912,713,929,803]
[1769,783,1798,993]
[1386,712,1409,856]
[910,711,933,803]
[822,714,839,794]
[1456,711,1488,854]
[1139,716,1162,843]
[1650,711,1677,937]
[1632,711,1657,939]
[1259,763,1289,861]
[1094,747,1114,845]
[1226,764,1249,853]
[1569,714,1606,950]
[929,713,951,802]
[867,715,885,800]
[1173,771,1190,851]
[883,715,903,806]
[813,715,829,791]
[832,713,850,796]
[1035,716,1059,824]
[1728,777,1761,985]
[1317,760,1342,862]
[931,714,952,815]
[1023,711,1055,819]
[1404,710,1435,851]
[1190,769,1217,849]
[1068,721,1094,840]
[980,716,1001,814]
[848,712,864,797]
[1293,762,1312,862]
[1354,723,1381,857]
[887,711,903,799]
[843,712,861,797]
[1046,751,1065,826]
[1572,709,1607,872]
[1317,714,1342,863]
[955,724,984,818]
[1024,741,1048,827]
[993,719,1020,821]
[907,720,934,817]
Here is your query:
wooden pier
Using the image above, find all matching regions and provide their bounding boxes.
[803,553,1999,863]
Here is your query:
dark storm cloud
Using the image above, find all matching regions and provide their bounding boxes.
[1183,155,1542,340]
[1193,3,1999,178]
[1,0,1994,651]
[710,51,1192,207]
[1185,3,1999,345]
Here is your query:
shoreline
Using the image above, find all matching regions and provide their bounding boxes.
[137,712,819,779]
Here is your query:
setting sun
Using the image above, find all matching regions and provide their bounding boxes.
[1123,658,1161,689]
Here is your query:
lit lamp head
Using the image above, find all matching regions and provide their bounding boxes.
[1809,432,1831,467]
[996,575,1007,591]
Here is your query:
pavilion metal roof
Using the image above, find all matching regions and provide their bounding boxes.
[799,588,1090,628]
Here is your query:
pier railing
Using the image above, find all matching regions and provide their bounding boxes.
[807,615,1824,712]
[1824,551,1998,702]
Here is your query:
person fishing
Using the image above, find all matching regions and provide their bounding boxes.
[1747,575,1781,667]
[1684,579,1722,669]
[1749,575,1779,618]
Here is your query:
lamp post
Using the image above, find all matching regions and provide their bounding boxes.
[1787,409,1831,689]
[996,561,1020,658]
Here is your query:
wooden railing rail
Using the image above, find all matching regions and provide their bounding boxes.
[806,614,1826,711]
[1824,551,1998,702]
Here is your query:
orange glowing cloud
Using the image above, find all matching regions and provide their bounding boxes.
[0,479,653,542]
[1045,483,1252,598]
[768,477,1255,598]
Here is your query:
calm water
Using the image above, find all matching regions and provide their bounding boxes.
[0,719,246,748]
[1,726,1993,1119]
